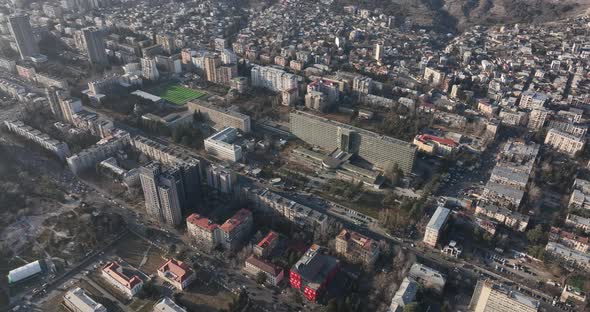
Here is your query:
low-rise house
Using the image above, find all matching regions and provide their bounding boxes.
[63,287,107,312]
[153,297,187,312]
[475,202,529,232]
[244,255,284,286]
[101,262,143,297]
[253,231,279,258]
[565,214,590,233]
[157,258,196,290]
[549,227,590,253]
[387,277,418,312]
[545,242,590,271]
[335,229,380,266]
[408,263,446,292]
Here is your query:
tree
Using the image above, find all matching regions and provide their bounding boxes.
[255,271,267,285]
[384,163,404,187]
[526,225,545,244]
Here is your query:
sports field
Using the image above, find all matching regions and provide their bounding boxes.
[149,83,205,105]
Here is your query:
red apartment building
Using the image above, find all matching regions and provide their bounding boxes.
[290,244,339,302]
[157,258,196,290]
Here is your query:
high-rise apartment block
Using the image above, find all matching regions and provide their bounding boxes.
[251,65,299,92]
[156,33,176,54]
[8,14,39,60]
[79,27,108,66]
[469,280,539,312]
[206,164,237,194]
[139,162,186,225]
[141,57,159,81]
[289,111,416,173]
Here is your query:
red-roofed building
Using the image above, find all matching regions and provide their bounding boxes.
[244,255,284,286]
[254,231,279,258]
[335,229,380,266]
[101,262,143,297]
[157,258,196,290]
[550,227,590,253]
[220,209,253,251]
[290,244,339,302]
[186,213,222,251]
[413,134,459,156]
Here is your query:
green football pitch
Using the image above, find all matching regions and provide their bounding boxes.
[149,84,205,105]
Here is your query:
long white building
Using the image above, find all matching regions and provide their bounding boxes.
[4,120,70,160]
[63,287,107,312]
[251,65,298,92]
[204,127,242,162]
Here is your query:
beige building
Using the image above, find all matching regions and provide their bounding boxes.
[544,128,585,156]
[188,99,251,133]
[469,280,539,312]
[423,206,450,248]
[186,213,222,251]
[335,229,380,266]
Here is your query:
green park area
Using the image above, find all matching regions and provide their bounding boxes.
[149,83,205,105]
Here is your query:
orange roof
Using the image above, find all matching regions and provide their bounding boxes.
[102,262,142,289]
[220,209,252,233]
[186,213,219,231]
[418,134,458,147]
[158,258,194,283]
[337,229,376,252]
[257,231,279,249]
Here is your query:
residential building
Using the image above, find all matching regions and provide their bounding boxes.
[545,242,590,270]
[475,202,529,232]
[251,65,299,92]
[63,287,107,312]
[335,229,380,266]
[4,120,70,160]
[244,255,284,286]
[544,128,585,157]
[206,164,237,194]
[408,263,446,292]
[253,231,279,258]
[527,108,549,130]
[156,33,176,54]
[253,189,328,235]
[413,134,458,156]
[204,127,242,162]
[139,162,184,225]
[0,78,26,100]
[219,209,253,251]
[186,213,222,251]
[423,67,445,86]
[468,280,539,312]
[304,91,328,112]
[550,227,590,253]
[352,75,372,94]
[387,277,418,312]
[289,111,416,173]
[153,297,187,312]
[290,244,340,302]
[66,134,130,174]
[519,91,548,110]
[565,214,590,233]
[101,262,143,298]
[79,27,108,66]
[157,258,196,290]
[188,99,251,133]
[141,57,159,81]
[8,14,39,60]
[423,206,450,248]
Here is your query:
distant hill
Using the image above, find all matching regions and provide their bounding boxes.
[331,0,590,32]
